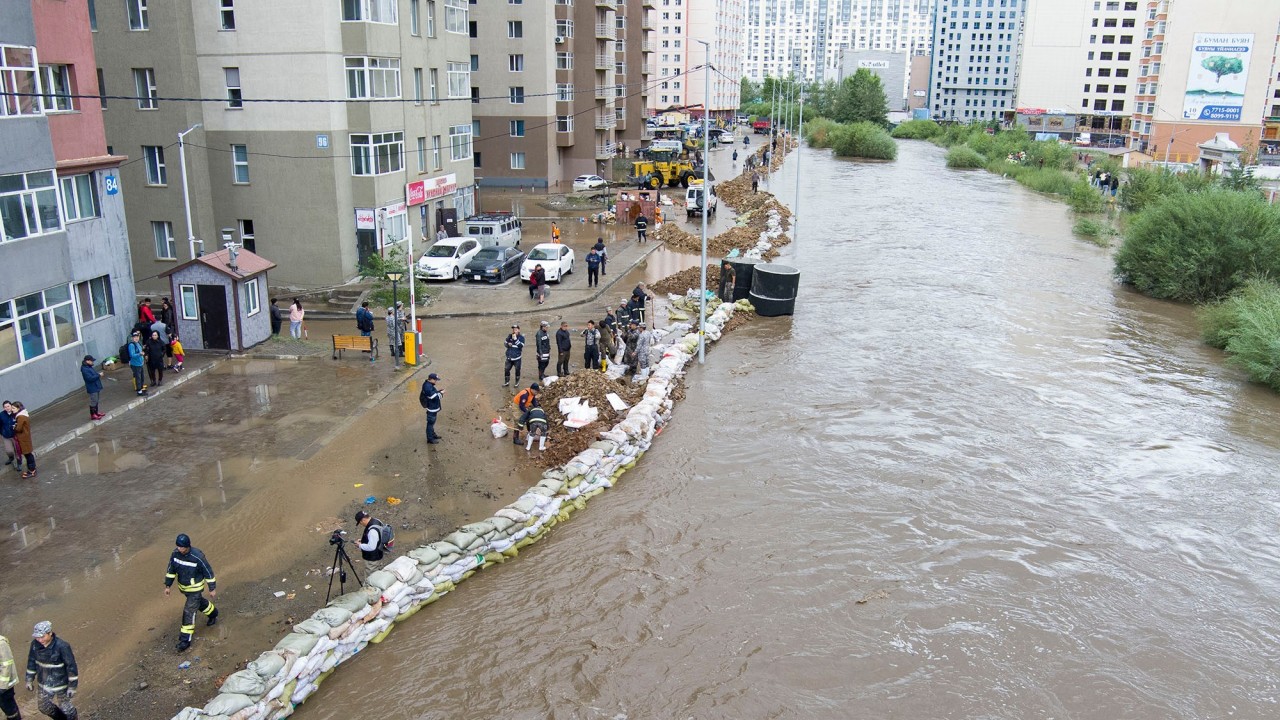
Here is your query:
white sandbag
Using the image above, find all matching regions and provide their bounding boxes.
[508,497,539,515]
[220,670,267,699]
[488,515,517,533]
[205,693,255,716]
[460,521,497,539]
[407,546,442,567]
[382,556,419,583]
[443,531,480,551]
[311,635,337,656]
[246,652,286,679]
[490,419,509,438]
[174,708,209,720]
[309,607,352,628]
[564,402,598,428]
[558,396,582,414]
[536,478,565,494]
[273,633,318,657]
[428,540,463,556]
[290,682,316,706]
[364,570,397,591]
[378,601,400,620]
[326,588,376,612]
[293,619,330,636]
[495,506,531,523]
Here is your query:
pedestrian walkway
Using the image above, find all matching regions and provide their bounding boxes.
[28,353,219,457]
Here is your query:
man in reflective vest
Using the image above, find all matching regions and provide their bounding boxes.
[164,534,218,652]
[25,621,77,720]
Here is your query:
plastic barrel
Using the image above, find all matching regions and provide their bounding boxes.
[725,257,763,302]
[748,263,799,316]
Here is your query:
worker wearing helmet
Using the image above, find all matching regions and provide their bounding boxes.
[164,534,218,652]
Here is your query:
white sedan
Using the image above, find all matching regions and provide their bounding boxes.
[521,243,575,283]
[572,174,608,191]
[416,238,480,280]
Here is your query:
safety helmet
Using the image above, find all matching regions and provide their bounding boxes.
[175,533,191,548]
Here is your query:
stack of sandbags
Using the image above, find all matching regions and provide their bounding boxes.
[170,301,753,720]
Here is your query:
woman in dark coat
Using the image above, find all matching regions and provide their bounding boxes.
[144,330,168,387]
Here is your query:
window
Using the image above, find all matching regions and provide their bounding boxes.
[180,285,197,320]
[0,285,79,370]
[470,54,479,72]
[509,54,524,72]
[510,152,526,169]
[238,219,255,252]
[429,68,439,101]
[243,277,260,316]
[1113,85,1127,94]
[96,68,106,108]
[446,61,469,97]
[346,57,401,99]
[413,68,423,103]
[75,275,114,324]
[426,0,435,35]
[127,0,148,30]
[343,0,397,22]
[417,136,426,171]
[508,21,523,38]
[448,124,471,161]
[1111,99,1125,111]
[509,86,525,103]
[431,135,441,169]
[231,144,249,183]
[36,64,73,112]
[1120,35,1133,44]
[152,220,176,259]
[556,83,573,101]
[509,119,525,137]
[143,146,166,185]
[445,0,467,33]
[410,0,420,34]
[133,68,157,109]
[0,171,62,243]
[556,52,573,70]
[220,0,236,30]
[89,0,98,30]
[0,45,40,117]
[556,115,573,133]
[225,67,242,108]
[556,20,574,37]
[350,132,404,176]
[60,174,100,222]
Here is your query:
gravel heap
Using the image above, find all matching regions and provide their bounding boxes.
[512,370,644,468]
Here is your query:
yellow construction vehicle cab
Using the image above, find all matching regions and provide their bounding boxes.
[628,149,703,189]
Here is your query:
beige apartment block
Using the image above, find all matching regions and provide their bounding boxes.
[92,0,475,290]
[671,0,745,120]
[471,0,652,189]
[1128,0,1280,163]
[1016,0,1144,141]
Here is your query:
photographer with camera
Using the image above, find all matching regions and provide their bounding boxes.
[354,511,391,572]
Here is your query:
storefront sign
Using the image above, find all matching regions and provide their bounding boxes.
[354,208,376,230]
[406,173,458,206]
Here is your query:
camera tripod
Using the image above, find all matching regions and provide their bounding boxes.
[325,535,363,604]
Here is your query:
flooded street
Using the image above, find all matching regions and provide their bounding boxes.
[296,141,1280,719]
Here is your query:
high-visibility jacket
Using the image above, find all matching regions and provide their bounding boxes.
[165,547,217,594]
[0,635,17,690]
[26,635,77,693]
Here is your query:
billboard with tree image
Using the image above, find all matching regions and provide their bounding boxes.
[1183,33,1252,122]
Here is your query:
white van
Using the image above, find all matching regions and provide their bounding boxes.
[685,181,717,218]
[462,213,522,249]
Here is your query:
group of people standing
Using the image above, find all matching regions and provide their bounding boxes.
[1091,167,1120,196]
[125,298,185,397]
[1,400,35,479]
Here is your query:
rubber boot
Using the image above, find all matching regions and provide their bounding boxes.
[538,436,547,451]
[525,434,533,451]
[511,430,521,446]
[207,608,219,626]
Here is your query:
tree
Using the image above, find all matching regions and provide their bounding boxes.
[832,69,888,127]
[1220,163,1261,194]
[739,77,761,109]
[1202,55,1245,83]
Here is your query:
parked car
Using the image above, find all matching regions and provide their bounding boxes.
[521,243,575,283]
[462,212,522,248]
[416,238,480,280]
[464,246,525,283]
[573,174,608,191]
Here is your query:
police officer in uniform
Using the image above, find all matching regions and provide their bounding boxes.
[164,534,218,652]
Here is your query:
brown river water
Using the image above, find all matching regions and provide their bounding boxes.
[303,141,1280,718]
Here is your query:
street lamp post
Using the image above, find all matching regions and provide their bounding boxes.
[386,270,403,363]
[178,123,203,258]
[696,39,712,364]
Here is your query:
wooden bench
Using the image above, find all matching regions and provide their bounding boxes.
[332,335,378,360]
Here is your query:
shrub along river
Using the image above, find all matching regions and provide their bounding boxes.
[295,140,1280,719]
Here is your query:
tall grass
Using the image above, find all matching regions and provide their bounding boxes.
[946,146,986,169]
[1114,190,1280,302]
[804,117,841,149]
[1198,279,1280,391]
[891,119,942,140]
[831,122,897,161]
[1067,178,1106,213]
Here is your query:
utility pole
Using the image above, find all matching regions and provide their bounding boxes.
[178,123,203,259]
[696,39,713,364]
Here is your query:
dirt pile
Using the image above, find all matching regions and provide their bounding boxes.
[511,371,644,468]
[651,264,718,296]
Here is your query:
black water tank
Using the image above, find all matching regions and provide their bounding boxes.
[724,257,763,302]
[748,263,799,316]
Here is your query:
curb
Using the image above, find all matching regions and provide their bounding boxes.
[34,361,221,457]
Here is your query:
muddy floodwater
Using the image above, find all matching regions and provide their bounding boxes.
[294,142,1280,719]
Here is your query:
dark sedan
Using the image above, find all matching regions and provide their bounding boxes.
[464,246,526,283]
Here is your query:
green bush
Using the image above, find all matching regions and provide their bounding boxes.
[1073,218,1105,237]
[1119,167,1187,213]
[803,117,841,149]
[1017,167,1075,196]
[1114,190,1280,302]
[891,119,942,139]
[1026,140,1077,171]
[946,146,986,169]
[1198,279,1280,390]
[831,121,897,160]
[1067,178,1106,213]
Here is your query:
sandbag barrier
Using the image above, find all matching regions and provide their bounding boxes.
[171,300,752,720]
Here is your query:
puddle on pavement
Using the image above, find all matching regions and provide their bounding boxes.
[60,439,152,476]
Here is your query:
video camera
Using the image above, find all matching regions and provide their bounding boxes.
[329,529,347,546]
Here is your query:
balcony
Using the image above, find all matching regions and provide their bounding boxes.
[642,0,654,7]
[641,14,655,30]
[596,0,613,6]
[595,85,612,100]
[595,114,617,129]
[642,40,655,53]
[596,23,615,39]
[595,143,617,159]
[596,54,612,70]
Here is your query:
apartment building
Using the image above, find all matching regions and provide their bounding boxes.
[1014,0,1143,141]
[92,0,476,290]
[1128,0,1280,163]
[838,50,910,111]
[744,0,934,83]
[471,0,651,188]
[927,0,1026,122]
[0,0,136,411]
[650,0,744,118]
